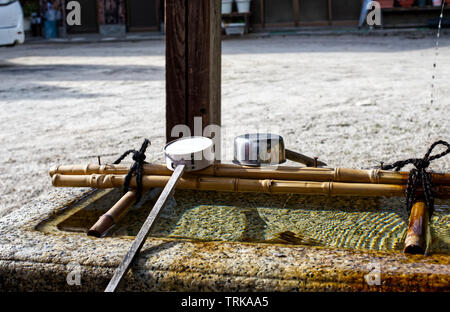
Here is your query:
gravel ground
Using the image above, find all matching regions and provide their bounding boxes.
[0,34,449,217]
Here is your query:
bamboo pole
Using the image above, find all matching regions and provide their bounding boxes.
[49,163,450,186]
[51,173,450,198]
[403,200,429,255]
[87,190,138,238]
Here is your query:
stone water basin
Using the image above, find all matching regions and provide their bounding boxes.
[1,188,449,291]
[38,189,450,255]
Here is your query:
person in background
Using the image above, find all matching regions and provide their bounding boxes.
[43,0,62,38]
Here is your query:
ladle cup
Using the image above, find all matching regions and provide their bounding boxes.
[234,133,326,167]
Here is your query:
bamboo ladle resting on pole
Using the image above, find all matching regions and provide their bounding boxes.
[104,136,215,292]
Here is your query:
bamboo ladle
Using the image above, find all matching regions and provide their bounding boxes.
[104,136,215,292]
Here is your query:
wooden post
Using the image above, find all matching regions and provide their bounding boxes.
[165,0,221,143]
[60,0,66,28]
[260,0,265,28]
[293,0,300,27]
[327,0,333,26]
[97,0,105,25]
[156,0,162,31]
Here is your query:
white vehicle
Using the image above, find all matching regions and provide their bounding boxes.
[0,0,24,46]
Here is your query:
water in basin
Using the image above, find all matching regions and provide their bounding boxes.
[37,188,450,254]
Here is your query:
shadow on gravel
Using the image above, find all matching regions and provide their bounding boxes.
[0,63,164,81]
[0,83,111,100]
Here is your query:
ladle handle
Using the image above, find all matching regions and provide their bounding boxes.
[104,164,186,292]
[285,149,327,167]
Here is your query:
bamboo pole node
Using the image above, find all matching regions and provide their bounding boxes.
[333,168,341,182]
[369,169,380,184]
[262,179,272,193]
[49,165,60,177]
[326,181,333,197]
[104,213,115,223]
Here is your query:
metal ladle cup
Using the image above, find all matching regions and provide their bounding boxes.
[233,133,326,167]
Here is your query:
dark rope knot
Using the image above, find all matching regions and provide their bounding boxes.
[132,152,146,163]
[113,139,151,204]
[381,140,450,218]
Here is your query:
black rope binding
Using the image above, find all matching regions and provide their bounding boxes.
[113,139,151,204]
[381,140,450,218]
